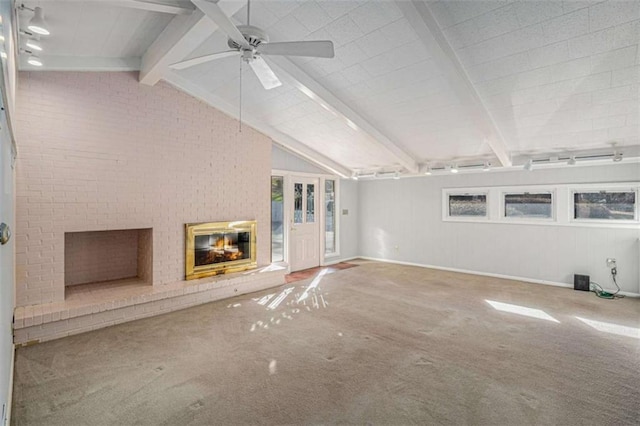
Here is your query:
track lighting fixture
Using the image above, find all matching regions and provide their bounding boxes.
[613,151,623,162]
[27,6,49,35]
[25,38,42,51]
[27,55,42,66]
[524,159,533,171]
[18,6,50,68]
[424,165,432,176]
[375,171,397,179]
[567,156,576,166]
[355,171,376,179]
[450,164,458,173]
[483,161,491,171]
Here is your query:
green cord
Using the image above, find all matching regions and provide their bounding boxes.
[591,281,622,300]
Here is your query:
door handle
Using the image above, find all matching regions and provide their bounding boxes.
[0,223,10,245]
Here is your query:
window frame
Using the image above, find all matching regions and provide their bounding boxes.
[272,170,341,264]
[323,178,339,257]
[270,175,285,263]
[501,190,556,222]
[570,187,638,224]
[443,191,489,221]
[442,182,640,228]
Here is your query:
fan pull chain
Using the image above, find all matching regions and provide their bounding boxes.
[239,55,243,133]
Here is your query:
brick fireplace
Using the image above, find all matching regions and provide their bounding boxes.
[13,71,284,343]
[64,228,153,289]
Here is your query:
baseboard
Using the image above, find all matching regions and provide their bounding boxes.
[321,256,359,266]
[358,257,640,298]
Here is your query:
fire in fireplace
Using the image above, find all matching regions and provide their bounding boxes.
[185,220,257,280]
[194,232,250,265]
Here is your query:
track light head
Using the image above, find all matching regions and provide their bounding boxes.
[524,159,533,171]
[613,151,623,162]
[28,6,49,35]
[27,55,42,66]
[567,156,576,166]
[25,39,42,51]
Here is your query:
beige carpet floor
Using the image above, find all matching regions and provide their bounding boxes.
[11,260,640,425]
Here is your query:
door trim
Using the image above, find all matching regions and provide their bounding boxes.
[271,170,341,271]
[288,175,320,272]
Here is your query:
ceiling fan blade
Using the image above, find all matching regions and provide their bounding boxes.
[249,56,282,90]
[192,0,251,50]
[257,41,335,58]
[169,50,239,70]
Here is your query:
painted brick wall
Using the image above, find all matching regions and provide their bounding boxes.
[15,71,272,306]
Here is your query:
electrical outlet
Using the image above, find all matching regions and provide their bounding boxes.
[606,258,616,268]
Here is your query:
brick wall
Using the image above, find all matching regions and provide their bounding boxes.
[15,72,272,306]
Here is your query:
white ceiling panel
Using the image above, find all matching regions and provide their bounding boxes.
[438,0,640,158]
[13,0,640,174]
[19,2,173,58]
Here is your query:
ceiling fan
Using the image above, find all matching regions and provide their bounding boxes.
[170,0,335,90]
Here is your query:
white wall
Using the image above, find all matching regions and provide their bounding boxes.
[334,178,359,261]
[358,163,640,294]
[0,101,15,425]
[272,144,329,175]
[0,1,15,419]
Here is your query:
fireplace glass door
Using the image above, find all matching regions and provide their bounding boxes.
[185,220,257,279]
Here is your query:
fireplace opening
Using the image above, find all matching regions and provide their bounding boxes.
[186,220,257,280]
[64,228,153,296]
[194,232,251,266]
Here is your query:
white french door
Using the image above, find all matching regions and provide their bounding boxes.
[289,176,320,272]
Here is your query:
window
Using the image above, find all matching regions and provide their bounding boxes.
[448,194,487,217]
[293,183,303,224]
[306,183,315,223]
[443,183,638,227]
[325,180,336,254]
[271,176,284,262]
[573,191,637,221]
[504,192,553,219]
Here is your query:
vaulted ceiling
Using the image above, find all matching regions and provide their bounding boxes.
[14,0,640,177]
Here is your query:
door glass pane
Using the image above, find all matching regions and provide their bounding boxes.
[271,176,284,262]
[294,183,303,224]
[325,180,335,254]
[307,184,315,223]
